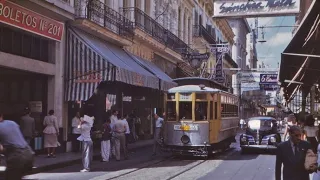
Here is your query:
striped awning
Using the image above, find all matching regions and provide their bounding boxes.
[127,53,177,91]
[65,27,159,101]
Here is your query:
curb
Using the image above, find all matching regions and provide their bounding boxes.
[29,143,153,174]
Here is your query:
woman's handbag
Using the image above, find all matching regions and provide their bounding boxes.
[305,149,318,171]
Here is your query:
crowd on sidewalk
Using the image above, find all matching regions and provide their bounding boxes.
[0,107,165,180]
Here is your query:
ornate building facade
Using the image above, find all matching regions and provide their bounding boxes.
[190,0,237,91]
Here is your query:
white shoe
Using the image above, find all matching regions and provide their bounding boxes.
[80,169,90,172]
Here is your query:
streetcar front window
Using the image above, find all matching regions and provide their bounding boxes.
[195,102,208,121]
[166,101,176,121]
[179,102,192,120]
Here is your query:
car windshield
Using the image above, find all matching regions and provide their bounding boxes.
[247,118,274,131]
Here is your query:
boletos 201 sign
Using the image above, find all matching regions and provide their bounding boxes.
[0,1,64,41]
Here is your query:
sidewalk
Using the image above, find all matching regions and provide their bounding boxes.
[0,139,154,174]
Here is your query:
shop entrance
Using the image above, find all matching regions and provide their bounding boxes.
[0,67,48,130]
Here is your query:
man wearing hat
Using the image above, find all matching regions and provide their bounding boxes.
[20,107,35,145]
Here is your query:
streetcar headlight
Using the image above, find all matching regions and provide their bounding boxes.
[270,137,276,143]
[181,135,190,144]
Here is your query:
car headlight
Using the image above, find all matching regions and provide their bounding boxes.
[241,136,247,142]
[270,136,276,143]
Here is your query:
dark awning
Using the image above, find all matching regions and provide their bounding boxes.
[127,53,177,91]
[279,0,320,101]
[65,27,159,101]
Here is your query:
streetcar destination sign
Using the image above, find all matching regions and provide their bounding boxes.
[213,0,300,18]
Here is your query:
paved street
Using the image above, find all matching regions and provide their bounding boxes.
[24,133,286,180]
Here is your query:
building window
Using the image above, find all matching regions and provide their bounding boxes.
[0,26,49,63]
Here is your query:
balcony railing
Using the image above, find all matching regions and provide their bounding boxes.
[193,25,216,44]
[75,0,134,39]
[122,7,192,55]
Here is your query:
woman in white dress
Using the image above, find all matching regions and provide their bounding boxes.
[43,110,59,158]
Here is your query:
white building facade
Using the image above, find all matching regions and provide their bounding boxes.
[228,19,251,70]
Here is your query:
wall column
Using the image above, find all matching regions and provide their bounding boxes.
[184,14,189,43]
[179,7,184,40]
[47,27,66,141]
[128,0,135,21]
[148,0,155,18]
[188,17,192,45]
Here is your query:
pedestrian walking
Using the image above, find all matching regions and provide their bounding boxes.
[283,114,298,141]
[122,115,130,151]
[275,125,314,180]
[101,119,112,162]
[0,111,34,180]
[239,119,245,130]
[152,113,164,156]
[112,116,128,161]
[303,115,319,154]
[109,110,118,158]
[20,107,35,146]
[43,110,59,158]
[71,112,81,152]
[77,114,94,172]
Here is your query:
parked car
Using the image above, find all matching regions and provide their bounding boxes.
[240,116,281,153]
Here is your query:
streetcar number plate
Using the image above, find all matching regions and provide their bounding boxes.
[174,124,198,131]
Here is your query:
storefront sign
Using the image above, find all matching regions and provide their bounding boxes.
[182,52,210,68]
[0,1,64,41]
[74,70,102,83]
[183,52,210,60]
[260,84,279,91]
[132,73,144,86]
[260,74,278,84]
[29,101,42,113]
[213,0,300,18]
[211,46,229,84]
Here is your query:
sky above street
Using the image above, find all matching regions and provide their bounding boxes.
[247,16,296,68]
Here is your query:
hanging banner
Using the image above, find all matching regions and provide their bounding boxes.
[211,45,229,84]
[213,0,300,18]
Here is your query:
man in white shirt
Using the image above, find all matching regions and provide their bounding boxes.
[71,112,81,152]
[110,110,118,128]
[113,118,128,161]
[122,115,130,150]
[153,113,164,156]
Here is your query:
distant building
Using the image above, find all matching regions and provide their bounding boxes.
[228,19,251,70]
[247,29,258,69]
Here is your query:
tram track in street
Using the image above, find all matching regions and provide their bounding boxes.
[101,147,237,180]
[96,155,175,180]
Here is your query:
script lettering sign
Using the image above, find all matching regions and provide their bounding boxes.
[213,0,300,18]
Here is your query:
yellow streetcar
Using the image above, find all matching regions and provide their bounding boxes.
[163,84,239,157]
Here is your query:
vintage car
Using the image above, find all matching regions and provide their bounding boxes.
[240,116,281,153]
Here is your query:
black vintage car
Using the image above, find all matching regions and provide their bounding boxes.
[240,116,281,153]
